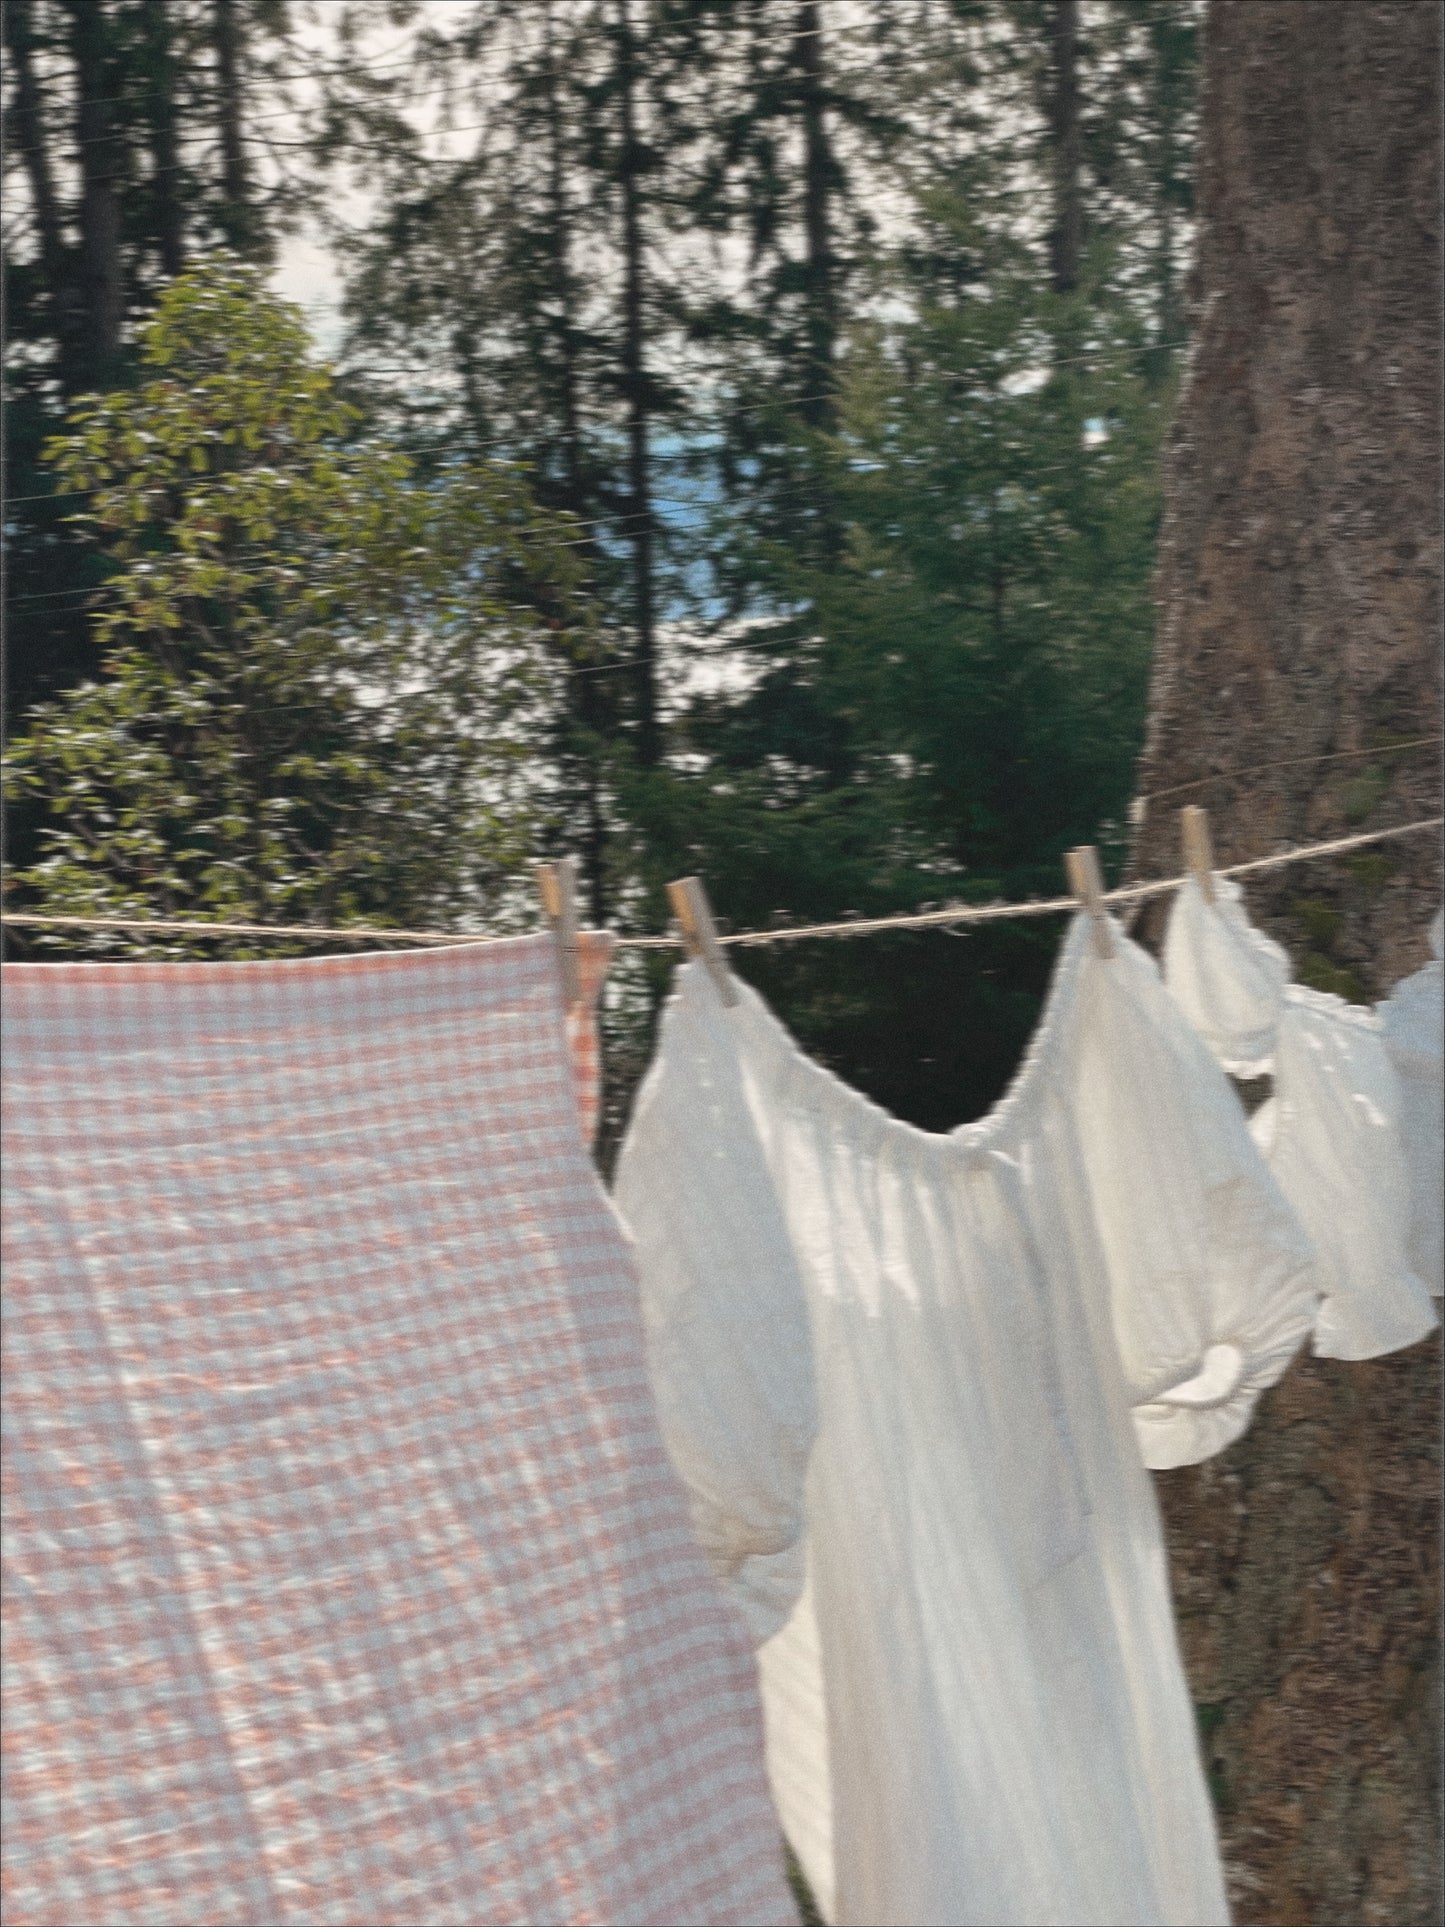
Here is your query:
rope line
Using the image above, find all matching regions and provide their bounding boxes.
[4,817,1439,955]
[717,818,1444,946]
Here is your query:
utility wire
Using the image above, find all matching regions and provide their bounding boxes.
[1133,738,1444,812]
[5,818,1439,955]
[37,13,913,125]
[5,337,1192,522]
[2,353,1193,579]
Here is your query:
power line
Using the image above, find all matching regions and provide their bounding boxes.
[1133,738,1445,812]
[5,819,1440,955]
[42,12,908,126]
[3,345,1190,566]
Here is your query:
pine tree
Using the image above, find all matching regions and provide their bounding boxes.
[640,0,1195,1125]
[2,0,313,734]
[316,0,723,914]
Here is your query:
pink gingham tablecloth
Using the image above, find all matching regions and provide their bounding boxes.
[1,935,795,1927]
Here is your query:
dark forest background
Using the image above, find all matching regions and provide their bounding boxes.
[3,0,1200,1136]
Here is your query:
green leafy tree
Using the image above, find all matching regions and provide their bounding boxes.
[3,259,587,955]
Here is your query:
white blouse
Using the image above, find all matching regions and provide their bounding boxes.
[616,915,1315,1926]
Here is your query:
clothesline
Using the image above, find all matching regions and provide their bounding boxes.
[4,787,1441,1927]
[713,818,1444,947]
[3,815,1439,953]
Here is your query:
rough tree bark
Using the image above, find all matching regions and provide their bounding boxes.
[1129,5,1442,1923]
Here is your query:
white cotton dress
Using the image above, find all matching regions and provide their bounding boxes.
[1164,878,1438,1358]
[614,914,1317,1927]
[1378,909,1444,1297]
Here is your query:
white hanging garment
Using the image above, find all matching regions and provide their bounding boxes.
[1250,988,1437,1356]
[612,953,818,1646]
[1161,875,1290,1074]
[1378,909,1445,1296]
[615,917,1316,1927]
[1163,883,1438,1356]
[1066,921,1315,1467]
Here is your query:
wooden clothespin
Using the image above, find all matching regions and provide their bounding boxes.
[1179,804,1217,905]
[536,855,582,1009]
[1064,845,1115,959]
[666,875,739,1007]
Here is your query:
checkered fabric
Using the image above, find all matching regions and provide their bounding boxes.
[1,935,795,1927]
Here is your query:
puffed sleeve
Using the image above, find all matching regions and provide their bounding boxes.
[1069,921,1317,1469]
[1162,874,1290,1075]
[1379,910,1445,1297]
[613,962,817,1644]
[1252,988,1436,1358]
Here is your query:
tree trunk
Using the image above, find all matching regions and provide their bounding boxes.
[1130,5,1442,1921]
[140,0,186,278]
[1046,0,1083,295]
[544,16,587,530]
[545,0,610,922]
[615,0,660,769]
[1146,0,1193,377]
[213,0,255,256]
[62,0,125,386]
[794,0,837,431]
[3,0,76,380]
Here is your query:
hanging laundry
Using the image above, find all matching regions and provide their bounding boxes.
[1161,872,1291,1075]
[1,935,796,1927]
[1163,877,1438,1358]
[563,928,614,1146]
[1379,909,1445,1296]
[1249,989,1438,1357]
[615,914,1316,1927]
[611,946,817,1649]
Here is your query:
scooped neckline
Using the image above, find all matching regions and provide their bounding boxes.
[673,909,1108,1153]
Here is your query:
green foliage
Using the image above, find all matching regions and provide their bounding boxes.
[1290,895,1344,952]
[5,4,1205,1127]
[1193,1702,1230,1814]
[3,260,585,955]
[639,177,1174,1123]
[784,1843,825,1927]
[1289,893,1366,1003]
[2,0,313,727]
